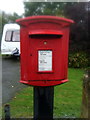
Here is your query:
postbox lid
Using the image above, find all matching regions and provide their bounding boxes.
[16,15,74,27]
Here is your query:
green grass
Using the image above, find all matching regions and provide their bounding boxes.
[54,68,84,117]
[2,68,84,118]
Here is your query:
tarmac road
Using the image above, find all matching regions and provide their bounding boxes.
[2,56,27,104]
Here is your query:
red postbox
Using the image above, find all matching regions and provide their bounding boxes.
[16,16,74,86]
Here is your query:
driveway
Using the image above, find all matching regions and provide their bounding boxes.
[2,56,27,104]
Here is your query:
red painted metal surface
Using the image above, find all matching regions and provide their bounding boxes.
[16,16,74,86]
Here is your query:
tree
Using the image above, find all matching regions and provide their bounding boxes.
[64,2,89,52]
[24,2,65,17]
[2,12,22,25]
[0,12,2,41]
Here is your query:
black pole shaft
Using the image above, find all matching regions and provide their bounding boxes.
[34,86,54,120]
[4,104,10,120]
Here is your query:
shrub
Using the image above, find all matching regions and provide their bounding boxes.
[69,52,89,68]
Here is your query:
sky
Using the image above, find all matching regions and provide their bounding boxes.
[0,0,24,15]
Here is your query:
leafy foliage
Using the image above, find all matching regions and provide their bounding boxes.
[69,52,89,68]
[0,12,3,45]
[64,2,89,52]
[24,2,65,17]
[1,12,22,25]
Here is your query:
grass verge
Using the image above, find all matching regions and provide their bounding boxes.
[2,68,84,118]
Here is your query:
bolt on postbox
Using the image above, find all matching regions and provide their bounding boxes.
[16,16,74,86]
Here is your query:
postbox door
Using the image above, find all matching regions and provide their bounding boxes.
[27,30,66,81]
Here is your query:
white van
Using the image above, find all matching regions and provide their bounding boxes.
[1,23,20,56]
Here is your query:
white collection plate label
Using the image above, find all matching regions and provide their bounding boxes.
[38,50,52,71]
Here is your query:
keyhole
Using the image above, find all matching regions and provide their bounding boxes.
[44,41,47,45]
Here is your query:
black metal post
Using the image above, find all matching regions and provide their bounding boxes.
[4,104,10,120]
[34,86,54,120]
